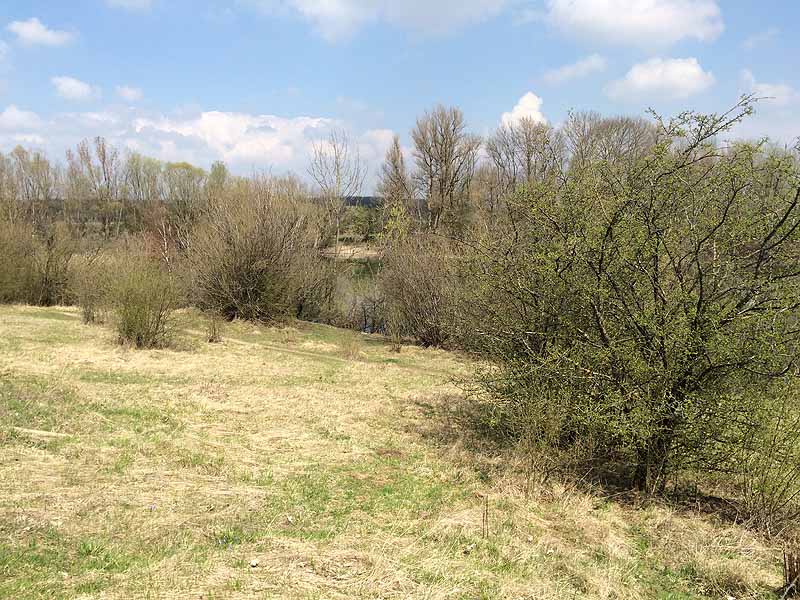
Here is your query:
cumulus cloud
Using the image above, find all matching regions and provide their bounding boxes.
[501,92,547,127]
[133,110,334,165]
[740,70,798,108]
[117,85,144,102]
[543,54,606,85]
[734,71,800,144]
[0,105,44,130]
[52,76,99,101]
[606,58,715,101]
[7,17,76,47]
[0,102,395,189]
[106,0,154,10]
[545,0,723,47]
[247,0,506,40]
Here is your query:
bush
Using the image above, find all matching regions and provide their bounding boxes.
[110,256,180,348]
[736,380,800,535]
[31,224,77,307]
[70,252,112,324]
[0,221,36,303]
[464,102,800,493]
[379,234,460,347]
[0,221,76,306]
[292,253,339,322]
[189,177,330,323]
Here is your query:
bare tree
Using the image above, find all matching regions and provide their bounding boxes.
[162,161,207,251]
[125,152,163,207]
[561,111,656,171]
[486,117,566,193]
[411,105,481,235]
[308,129,366,254]
[67,137,123,236]
[0,153,21,224]
[11,146,59,230]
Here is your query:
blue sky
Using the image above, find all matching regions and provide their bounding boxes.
[0,0,798,191]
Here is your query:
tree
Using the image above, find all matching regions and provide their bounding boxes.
[378,134,416,228]
[486,117,565,194]
[0,152,21,224]
[561,111,656,172]
[67,138,123,236]
[162,161,207,251]
[308,129,366,254]
[465,99,800,493]
[411,105,481,235]
[11,146,59,230]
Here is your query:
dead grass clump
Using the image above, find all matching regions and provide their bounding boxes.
[338,336,363,361]
[206,312,224,343]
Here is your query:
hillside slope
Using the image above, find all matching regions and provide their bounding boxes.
[0,306,782,599]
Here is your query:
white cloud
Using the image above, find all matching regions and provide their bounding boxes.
[116,85,144,102]
[358,128,395,164]
[743,27,779,50]
[545,0,723,47]
[734,71,800,144]
[0,105,43,130]
[133,110,333,165]
[0,41,8,61]
[247,0,506,40]
[606,58,715,101]
[132,109,393,181]
[52,76,99,101]
[0,103,395,189]
[741,70,798,108]
[501,92,547,127]
[7,18,75,47]
[106,0,154,10]
[543,54,606,85]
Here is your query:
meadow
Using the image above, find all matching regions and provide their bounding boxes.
[0,305,784,599]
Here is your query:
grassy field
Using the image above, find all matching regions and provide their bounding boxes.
[0,305,784,599]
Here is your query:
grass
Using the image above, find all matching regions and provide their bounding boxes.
[0,305,784,598]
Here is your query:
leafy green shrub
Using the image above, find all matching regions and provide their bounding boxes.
[465,101,800,493]
[736,380,800,535]
[109,257,180,348]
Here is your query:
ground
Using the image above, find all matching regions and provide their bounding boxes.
[0,305,784,599]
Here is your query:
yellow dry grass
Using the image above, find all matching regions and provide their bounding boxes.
[0,305,783,599]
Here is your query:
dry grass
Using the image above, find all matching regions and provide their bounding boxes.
[320,244,381,261]
[0,305,783,599]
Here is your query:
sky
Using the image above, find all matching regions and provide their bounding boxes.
[0,0,798,191]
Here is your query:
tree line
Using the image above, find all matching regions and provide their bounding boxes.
[1,96,799,532]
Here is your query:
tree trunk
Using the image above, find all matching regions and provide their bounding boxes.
[785,549,800,597]
[634,431,672,494]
